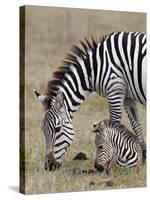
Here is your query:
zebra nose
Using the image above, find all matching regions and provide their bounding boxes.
[94,162,104,172]
[45,160,61,171]
[45,152,61,171]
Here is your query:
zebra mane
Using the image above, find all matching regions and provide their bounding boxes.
[46,34,109,98]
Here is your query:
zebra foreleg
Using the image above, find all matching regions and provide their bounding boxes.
[124,98,146,159]
[107,82,126,122]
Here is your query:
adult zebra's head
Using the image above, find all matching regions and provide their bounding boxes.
[34,90,74,171]
[93,120,114,172]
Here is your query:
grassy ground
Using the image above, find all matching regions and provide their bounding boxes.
[22,6,146,194]
[24,95,146,194]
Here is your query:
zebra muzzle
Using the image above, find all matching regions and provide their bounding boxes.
[94,162,104,172]
[45,153,61,171]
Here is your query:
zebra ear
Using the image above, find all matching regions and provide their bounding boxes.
[93,122,98,128]
[34,89,46,103]
[56,91,64,109]
[34,89,49,110]
[92,123,99,133]
[100,121,105,127]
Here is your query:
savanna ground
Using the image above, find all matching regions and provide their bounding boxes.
[21,6,146,194]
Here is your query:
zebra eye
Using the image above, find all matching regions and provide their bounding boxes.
[55,126,61,132]
[98,145,103,149]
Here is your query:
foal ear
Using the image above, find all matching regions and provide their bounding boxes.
[100,120,105,127]
[93,122,98,128]
[92,121,105,133]
[92,123,99,133]
[55,91,64,109]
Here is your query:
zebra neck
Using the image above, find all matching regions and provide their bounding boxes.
[47,40,106,113]
[60,44,105,113]
[59,66,92,114]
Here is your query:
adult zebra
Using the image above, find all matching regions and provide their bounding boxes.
[35,32,146,171]
[93,119,143,173]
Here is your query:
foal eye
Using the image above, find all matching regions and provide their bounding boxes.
[98,145,103,149]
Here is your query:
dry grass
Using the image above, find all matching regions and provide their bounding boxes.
[22,6,146,194]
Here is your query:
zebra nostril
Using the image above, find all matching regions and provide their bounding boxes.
[45,160,61,171]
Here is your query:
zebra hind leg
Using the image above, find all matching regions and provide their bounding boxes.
[124,98,146,160]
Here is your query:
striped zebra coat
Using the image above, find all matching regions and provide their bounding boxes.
[35,32,146,171]
[93,119,143,173]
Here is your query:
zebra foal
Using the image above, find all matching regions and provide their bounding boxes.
[93,119,144,173]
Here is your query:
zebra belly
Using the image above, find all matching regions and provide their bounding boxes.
[142,55,147,101]
[126,83,146,105]
[125,55,146,104]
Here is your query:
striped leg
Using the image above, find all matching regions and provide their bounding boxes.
[107,80,126,122]
[124,98,146,158]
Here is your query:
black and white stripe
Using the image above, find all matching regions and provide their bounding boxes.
[35,32,146,170]
[93,119,143,172]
